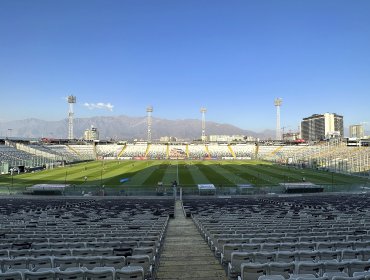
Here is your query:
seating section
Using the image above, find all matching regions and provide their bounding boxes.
[118,144,147,159]
[0,145,51,168]
[96,144,125,159]
[183,194,370,280]
[146,145,167,160]
[206,144,233,158]
[0,198,174,279]
[187,144,208,159]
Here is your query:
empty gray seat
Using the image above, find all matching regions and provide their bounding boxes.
[269,262,295,279]
[115,266,144,280]
[85,268,114,280]
[23,270,55,280]
[239,263,269,280]
[54,268,85,280]
[0,271,23,280]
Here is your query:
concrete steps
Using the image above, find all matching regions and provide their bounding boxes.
[155,201,227,280]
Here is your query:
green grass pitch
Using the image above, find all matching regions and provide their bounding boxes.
[0,160,366,194]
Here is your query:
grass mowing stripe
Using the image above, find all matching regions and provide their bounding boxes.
[162,162,179,186]
[195,163,234,185]
[121,161,160,186]
[250,163,344,185]
[223,163,272,185]
[178,163,195,185]
[206,163,249,185]
[142,163,169,186]
[245,164,302,183]
[187,162,210,184]
[271,164,364,184]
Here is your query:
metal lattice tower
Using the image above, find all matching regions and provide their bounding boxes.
[147,106,153,142]
[67,95,76,140]
[274,98,282,140]
[200,107,207,142]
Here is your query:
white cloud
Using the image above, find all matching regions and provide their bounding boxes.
[84,102,114,111]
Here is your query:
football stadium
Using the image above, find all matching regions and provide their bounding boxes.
[0,137,370,280]
[2,1,370,279]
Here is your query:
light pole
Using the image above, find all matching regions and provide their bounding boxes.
[9,169,13,194]
[100,160,104,187]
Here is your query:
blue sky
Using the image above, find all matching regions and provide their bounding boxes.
[0,0,369,132]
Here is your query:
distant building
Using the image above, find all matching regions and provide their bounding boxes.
[160,136,177,142]
[208,135,245,142]
[301,113,344,141]
[83,126,99,141]
[283,132,300,142]
[349,124,365,139]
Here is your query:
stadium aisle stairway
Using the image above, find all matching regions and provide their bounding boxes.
[145,144,151,158]
[117,144,127,158]
[228,145,236,159]
[67,145,80,156]
[155,201,227,280]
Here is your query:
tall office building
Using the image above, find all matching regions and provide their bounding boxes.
[349,124,364,139]
[301,113,344,141]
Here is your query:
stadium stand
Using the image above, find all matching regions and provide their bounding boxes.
[145,144,167,160]
[168,144,187,159]
[0,197,174,279]
[96,144,125,159]
[207,144,233,159]
[119,143,147,159]
[187,144,208,159]
[183,194,370,280]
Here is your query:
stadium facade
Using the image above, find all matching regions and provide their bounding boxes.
[301,113,344,141]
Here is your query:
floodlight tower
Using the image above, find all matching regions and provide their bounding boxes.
[67,95,76,140]
[147,106,153,142]
[274,98,282,140]
[200,107,207,142]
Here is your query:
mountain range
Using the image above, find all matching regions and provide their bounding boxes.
[0,115,275,141]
